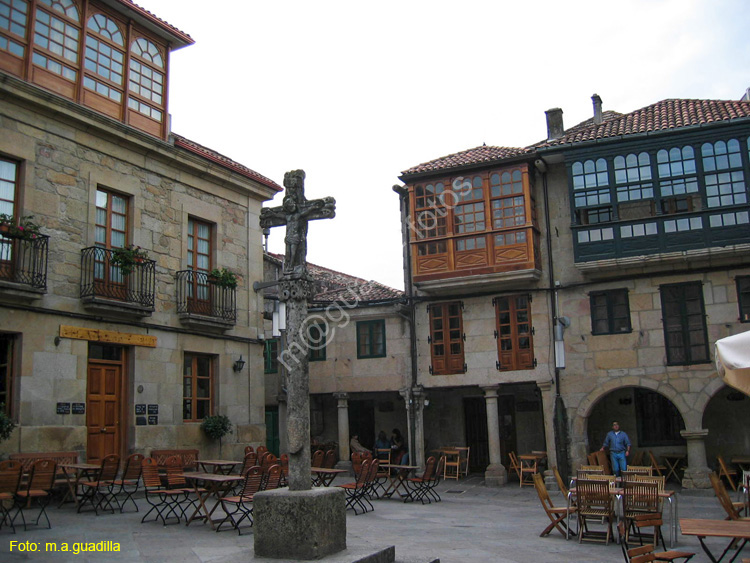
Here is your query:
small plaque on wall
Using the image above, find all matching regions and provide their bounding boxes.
[136,416,147,426]
[56,402,71,415]
[147,404,159,415]
[135,404,146,415]
[148,415,158,425]
[72,403,85,415]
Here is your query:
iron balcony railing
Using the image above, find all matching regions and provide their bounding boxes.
[176,269,237,324]
[0,232,49,290]
[80,246,156,309]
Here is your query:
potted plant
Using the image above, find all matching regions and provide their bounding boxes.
[0,214,42,239]
[200,414,233,455]
[0,405,15,443]
[207,267,238,289]
[110,244,149,276]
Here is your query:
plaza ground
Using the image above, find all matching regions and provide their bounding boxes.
[0,474,735,562]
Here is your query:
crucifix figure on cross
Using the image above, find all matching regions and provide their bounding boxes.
[260,170,336,279]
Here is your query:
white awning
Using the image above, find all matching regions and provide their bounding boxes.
[715,330,750,396]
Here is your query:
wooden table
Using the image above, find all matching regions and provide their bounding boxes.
[182,472,243,529]
[661,453,686,484]
[311,467,347,487]
[380,464,419,499]
[198,459,240,475]
[567,486,678,547]
[58,463,100,508]
[680,518,750,562]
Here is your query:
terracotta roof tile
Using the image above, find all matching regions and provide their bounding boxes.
[536,99,750,149]
[401,145,531,177]
[117,1,194,47]
[173,134,281,191]
[267,252,403,302]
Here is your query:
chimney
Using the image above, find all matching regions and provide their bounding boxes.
[545,108,564,141]
[592,94,603,125]
[742,88,750,102]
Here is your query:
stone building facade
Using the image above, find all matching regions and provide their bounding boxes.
[0,0,280,462]
[397,94,750,487]
[261,253,408,464]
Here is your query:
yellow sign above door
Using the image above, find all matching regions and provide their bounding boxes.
[59,325,157,347]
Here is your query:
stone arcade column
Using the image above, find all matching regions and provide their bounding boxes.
[680,429,712,489]
[537,381,558,489]
[411,386,427,471]
[482,385,507,486]
[334,392,350,465]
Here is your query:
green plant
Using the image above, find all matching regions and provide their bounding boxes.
[0,214,42,239]
[0,405,15,443]
[207,267,238,289]
[110,244,149,275]
[200,414,233,441]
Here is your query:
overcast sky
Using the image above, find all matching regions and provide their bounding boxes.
[143,0,750,290]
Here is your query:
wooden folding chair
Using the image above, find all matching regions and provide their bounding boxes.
[14,458,57,530]
[617,521,695,562]
[443,449,461,481]
[587,452,599,466]
[0,460,21,534]
[631,450,645,466]
[717,455,738,491]
[532,473,576,538]
[576,478,615,544]
[508,452,521,482]
[552,466,571,501]
[109,453,144,513]
[216,466,263,534]
[311,449,324,468]
[456,447,470,477]
[595,450,612,475]
[709,471,747,520]
[622,480,660,544]
[519,455,538,487]
[404,456,440,504]
[140,457,185,525]
[648,451,666,478]
[77,453,120,515]
[338,459,372,515]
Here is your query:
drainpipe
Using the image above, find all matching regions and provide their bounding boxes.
[537,157,571,481]
[393,184,419,466]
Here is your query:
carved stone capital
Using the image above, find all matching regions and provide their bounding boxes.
[279,278,315,302]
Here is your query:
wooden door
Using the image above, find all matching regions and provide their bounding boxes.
[87,362,122,463]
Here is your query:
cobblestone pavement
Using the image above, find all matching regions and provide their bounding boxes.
[0,474,735,562]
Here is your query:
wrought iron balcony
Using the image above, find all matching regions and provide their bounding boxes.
[0,232,49,291]
[80,246,155,312]
[176,270,237,328]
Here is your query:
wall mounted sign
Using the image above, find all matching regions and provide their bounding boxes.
[56,402,71,415]
[59,325,157,347]
[147,404,158,415]
[148,415,158,425]
[135,404,146,415]
[72,403,85,415]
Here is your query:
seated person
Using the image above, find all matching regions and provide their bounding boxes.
[349,435,369,454]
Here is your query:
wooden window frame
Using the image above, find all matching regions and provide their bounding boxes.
[634,388,685,447]
[183,353,213,422]
[32,0,81,82]
[128,36,165,123]
[308,323,326,362]
[264,338,279,374]
[84,12,126,100]
[0,0,29,61]
[660,281,710,366]
[356,320,386,359]
[494,294,534,371]
[429,302,465,375]
[590,289,632,335]
[0,334,14,416]
[0,156,18,218]
[737,276,750,323]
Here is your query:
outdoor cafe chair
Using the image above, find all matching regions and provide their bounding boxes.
[552,466,571,502]
[404,456,439,504]
[508,451,522,482]
[0,460,21,533]
[77,453,120,515]
[519,455,538,487]
[617,521,695,563]
[624,466,654,478]
[533,473,576,538]
[456,446,470,477]
[311,449,324,468]
[630,450,645,466]
[575,478,615,545]
[244,445,254,456]
[109,452,144,513]
[710,471,747,521]
[718,455,738,491]
[323,449,336,469]
[622,480,660,544]
[164,455,203,521]
[263,464,283,491]
[421,455,445,504]
[339,459,372,515]
[216,465,263,534]
[260,453,278,489]
[351,451,372,478]
[648,451,667,478]
[140,457,185,526]
[14,458,57,531]
[595,450,612,475]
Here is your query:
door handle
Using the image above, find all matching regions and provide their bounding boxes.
[101,427,107,432]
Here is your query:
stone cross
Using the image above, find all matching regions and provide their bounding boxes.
[259,170,335,490]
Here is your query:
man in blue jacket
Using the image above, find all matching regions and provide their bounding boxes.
[600,421,631,476]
